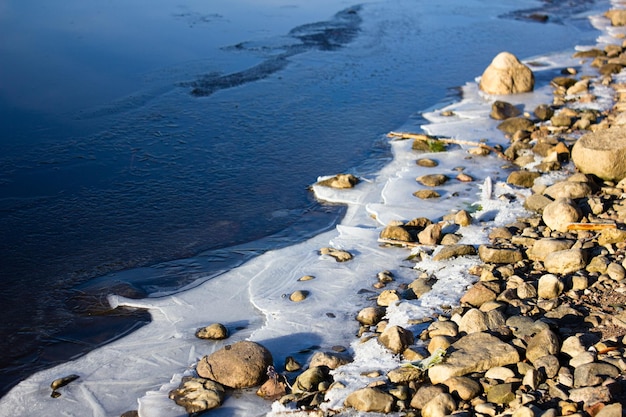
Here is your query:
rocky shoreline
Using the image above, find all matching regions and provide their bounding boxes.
[154,7,626,417]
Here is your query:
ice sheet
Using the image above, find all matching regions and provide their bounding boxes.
[0,2,619,417]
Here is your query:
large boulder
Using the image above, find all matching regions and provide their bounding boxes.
[572,127,626,181]
[196,341,273,388]
[479,52,535,95]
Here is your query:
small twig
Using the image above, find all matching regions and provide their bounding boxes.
[387,131,511,161]
[566,222,617,231]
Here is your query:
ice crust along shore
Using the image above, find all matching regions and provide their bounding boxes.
[0,3,622,417]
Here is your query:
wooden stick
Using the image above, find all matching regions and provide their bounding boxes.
[566,222,617,231]
[387,131,512,161]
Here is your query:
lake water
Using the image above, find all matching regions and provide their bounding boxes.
[0,0,607,400]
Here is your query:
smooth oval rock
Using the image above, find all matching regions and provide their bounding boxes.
[544,249,587,275]
[542,198,582,233]
[479,52,535,94]
[196,341,273,389]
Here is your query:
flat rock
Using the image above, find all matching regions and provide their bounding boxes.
[417,174,449,187]
[528,238,575,262]
[478,245,523,264]
[572,127,626,181]
[486,383,515,405]
[428,332,520,384]
[479,52,535,95]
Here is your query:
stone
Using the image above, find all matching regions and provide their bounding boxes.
[551,113,573,128]
[292,366,330,393]
[356,307,386,326]
[543,181,593,200]
[544,249,587,275]
[443,376,482,400]
[309,351,352,370]
[377,289,401,307]
[491,100,522,120]
[606,9,626,26]
[429,335,452,354]
[454,210,473,226]
[379,325,414,354]
[316,173,358,188]
[542,198,582,233]
[513,406,536,417]
[319,247,353,262]
[414,189,441,199]
[516,282,537,299]
[498,117,535,135]
[480,52,535,94]
[432,244,477,261]
[506,316,549,338]
[421,393,457,417]
[535,104,555,121]
[459,308,489,334]
[537,274,565,299]
[196,341,273,389]
[607,262,626,281]
[344,387,394,413]
[587,256,610,274]
[418,223,443,245]
[528,238,575,262]
[428,320,459,338]
[533,354,560,378]
[561,335,587,358]
[285,356,301,372]
[572,127,626,181]
[460,282,497,307]
[380,225,412,242]
[387,366,426,384]
[417,158,439,167]
[256,377,288,400]
[417,174,449,187]
[507,171,541,188]
[289,290,309,302]
[526,329,560,363]
[410,384,446,410]
[478,245,523,264]
[169,377,225,414]
[408,278,433,298]
[568,385,612,406]
[570,352,596,368]
[595,403,622,417]
[485,366,516,381]
[524,193,553,213]
[598,228,626,246]
[573,362,620,388]
[428,332,520,384]
[523,368,543,389]
[487,383,516,405]
[195,323,229,340]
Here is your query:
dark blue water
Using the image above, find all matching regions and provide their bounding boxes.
[0,0,606,396]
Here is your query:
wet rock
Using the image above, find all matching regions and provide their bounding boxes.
[169,377,225,414]
[421,393,457,417]
[344,387,394,413]
[379,325,414,354]
[417,174,449,187]
[572,127,626,181]
[542,198,582,232]
[544,249,587,275]
[507,171,541,188]
[197,341,273,389]
[526,329,560,363]
[432,244,476,261]
[478,245,523,264]
[479,52,535,94]
[316,173,359,189]
[491,100,522,120]
[428,332,520,384]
